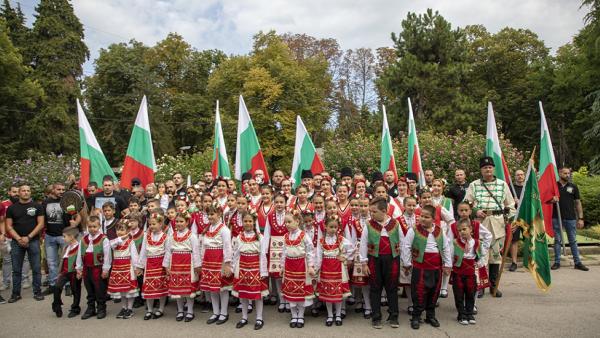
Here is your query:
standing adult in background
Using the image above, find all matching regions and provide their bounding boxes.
[271,170,285,191]
[508,170,525,272]
[446,169,469,219]
[90,178,128,218]
[42,183,70,295]
[424,169,435,191]
[172,173,187,197]
[1,186,31,292]
[551,167,589,271]
[384,170,399,198]
[203,171,215,190]
[6,184,45,303]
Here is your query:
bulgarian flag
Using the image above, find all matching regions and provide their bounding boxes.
[291,115,325,188]
[538,101,559,237]
[234,95,269,182]
[77,99,115,189]
[211,100,231,178]
[407,98,425,187]
[120,96,156,190]
[380,105,397,183]
[486,102,515,191]
[513,158,552,291]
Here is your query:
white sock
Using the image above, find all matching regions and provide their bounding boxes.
[275,278,283,304]
[146,299,153,312]
[210,292,220,315]
[362,286,371,310]
[219,291,229,316]
[442,274,449,292]
[406,286,413,306]
[335,302,342,317]
[255,299,264,321]
[186,298,194,315]
[176,298,185,313]
[326,302,333,317]
[159,296,166,312]
[297,304,305,319]
[241,299,249,320]
[290,302,298,319]
[126,297,134,310]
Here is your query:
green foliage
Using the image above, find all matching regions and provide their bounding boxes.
[578,225,600,240]
[572,167,600,226]
[155,147,214,183]
[324,129,527,182]
[0,153,79,201]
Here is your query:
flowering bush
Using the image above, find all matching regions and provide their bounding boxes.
[324,129,527,183]
[155,147,216,183]
[0,152,80,201]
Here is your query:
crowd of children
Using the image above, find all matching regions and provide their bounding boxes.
[48,167,495,331]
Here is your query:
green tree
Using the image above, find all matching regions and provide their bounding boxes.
[0,0,30,54]
[0,18,44,158]
[24,0,89,154]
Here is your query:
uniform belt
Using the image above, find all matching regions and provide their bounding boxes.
[482,209,504,216]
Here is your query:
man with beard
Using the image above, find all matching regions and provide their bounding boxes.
[90,178,128,218]
[172,173,187,197]
[446,169,469,219]
[203,171,215,190]
[384,170,399,198]
[1,186,31,293]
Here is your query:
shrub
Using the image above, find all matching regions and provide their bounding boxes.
[155,147,217,183]
[572,167,600,226]
[323,129,527,183]
[0,152,80,201]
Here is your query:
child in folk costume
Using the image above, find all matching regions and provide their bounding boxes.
[262,193,290,312]
[316,218,353,327]
[359,197,402,329]
[166,206,177,234]
[257,185,274,233]
[195,194,213,235]
[281,178,294,208]
[224,194,244,240]
[350,196,372,318]
[232,212,268,330]
[450,219,490,325]
[431,179,454,212]
[108,220,139,319]
[163,212,201,322]
[127,212,145,309]
[246,178,262,212]
[52,228,82,318]
[395,176,409,207]
[352,179,368,199]
[291,185,313,214]
[200,206,234,325]
[76,216,111,320]
[135,213,169,320]
[401,205,452,330]
[301,209,322,317]
[313,194,326,238]
[398,196,418,314]
[214,179,230,214]
[373,183,403,220]
[336,184,352,223]
[325,200,352,240]
[320,178,335,200]
[281,211,316,329]
[101,202,119,240]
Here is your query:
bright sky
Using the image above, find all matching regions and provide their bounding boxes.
[14,0,589,75]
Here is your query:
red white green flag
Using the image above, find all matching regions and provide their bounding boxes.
[120,96,156,190]
[291,115,324,188]
[538,101,559,237]
[407,98,425,187]
[234,95,269,182]
[211,100,231,179]
[77,99,115,189]
[380,105,397,183]
[485,102,514,188]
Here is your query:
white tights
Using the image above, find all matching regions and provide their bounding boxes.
[210,291,230,316]
[241,298,263,321]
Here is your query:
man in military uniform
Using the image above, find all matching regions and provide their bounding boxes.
[464,157,515,298]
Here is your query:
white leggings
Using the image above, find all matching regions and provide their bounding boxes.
[209,291,230,316]
[240,298,263,321]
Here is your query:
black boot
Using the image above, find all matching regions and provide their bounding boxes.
[488,264,502,298]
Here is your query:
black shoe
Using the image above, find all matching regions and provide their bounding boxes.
[389,317,399,328]
[290,319,297,328]
[33,293,45,301]
[278,303,285,313]
[346,296,356,305]
[493,289,503,298]
[325,317,333,327]
[144,312,153,320]
[372,319,382,329]
[216,314,229,325]
[68,308,81,318]
[551,263,560,270]
[509,262,518,272]
[340,309,346,319]
[81,309,96,320]
[113,297,121,303]
[236,319,248,328]
[410,319,420,329]
[133,298,144,308]
[8,294,21,303]
[248,305,253,314]
[52,303,63,318]
[311,307,319,317]
[407,306,414,315]
[184,313,195,322]
[176,312,184,322]
[116,308,126,319]
[96,311,106,319]
[439,289,448,298]
[575,263,589,271]
[477,289,485,298]
[363,309,372,319]
[235,304,243,313]
[152,310,164,319]
[206,314,219,324]
[335,316,343,326]
[296,319,304,328]
[42,287,54,296]
[425,317,440,327]
[254,319,264,330]
[123,309,134,319]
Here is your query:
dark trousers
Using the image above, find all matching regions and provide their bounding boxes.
[368,254,399,321]
[411,267,441,319]
[53,271,81,311]
[83,266,107,312]
[451,272,476,318]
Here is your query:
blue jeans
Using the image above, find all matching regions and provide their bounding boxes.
[44,235,65,286]
[11,238,42,295]
[552,219,581,265]
[2,242,30,287]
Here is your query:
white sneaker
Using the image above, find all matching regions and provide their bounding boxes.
[22,281,31,289]
[468,317,477,325]
[459,319,469,325]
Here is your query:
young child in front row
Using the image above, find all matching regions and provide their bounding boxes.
[136,213,169,320]
[232,212,268,330]
[398,196,418,315]
[350,196,372,319]
[281,211,316,328]
[200,206,234,325]
[128,212,145,309]
[450,219,489,325]
[316,217,353,327]
[52,227,82,318]
[76,215,111,320]
[401,205,451,330]
[107,220,139,319]
[263,193,290,313]
[163,212,201,322]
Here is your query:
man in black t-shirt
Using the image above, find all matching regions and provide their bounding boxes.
[446,169,469,218]
[551,167,589,271]
[89,178,128,218]
[5,184,45,303]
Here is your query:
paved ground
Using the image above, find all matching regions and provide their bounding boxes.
[1,264,599,338]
